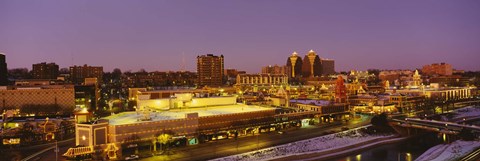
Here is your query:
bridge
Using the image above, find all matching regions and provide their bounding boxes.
[389,118,480,136]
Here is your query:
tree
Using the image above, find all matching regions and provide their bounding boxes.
[371,113,388,127]
[8,68,31,79]
[157,134,172,152]
[138,69,147,73]
[458,129,475,141]
[18,123,36,144]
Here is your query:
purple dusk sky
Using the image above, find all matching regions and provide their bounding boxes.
[1,0,480,73]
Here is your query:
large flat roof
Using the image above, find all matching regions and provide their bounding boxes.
[104,104,275,125]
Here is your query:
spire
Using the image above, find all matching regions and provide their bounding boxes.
[292,51,298,56]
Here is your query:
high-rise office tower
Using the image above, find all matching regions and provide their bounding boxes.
[286,52,302,78]
[69,65,103,85]
[0,53,7,85]
[32,62,59,79]
[321,58,335,75]
[197,54,224,87]
[301,50,322,77]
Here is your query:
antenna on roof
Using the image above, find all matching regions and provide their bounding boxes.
[70,52,74,66]
[181,52,186,72]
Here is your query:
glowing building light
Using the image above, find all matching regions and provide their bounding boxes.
[356,154,362,161]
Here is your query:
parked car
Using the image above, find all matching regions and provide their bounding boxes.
[125,154,139,160]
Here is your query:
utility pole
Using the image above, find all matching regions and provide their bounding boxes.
[55,140,58,161]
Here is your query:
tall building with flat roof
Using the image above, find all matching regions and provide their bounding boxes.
[32,62,59,79]
[197,54,224,87]
[0,53,7,85]
[286,52,302,78]
[321,59,335,75]
[69,65,103,85]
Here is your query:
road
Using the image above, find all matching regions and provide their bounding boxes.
[0,139,74,161]
[33,142,74,161]
[142,114,371,161]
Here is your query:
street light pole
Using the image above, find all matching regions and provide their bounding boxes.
[55,140,58,161]
[256,132,259,151]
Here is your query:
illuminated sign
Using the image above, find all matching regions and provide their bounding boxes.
[188,138,198,145]
[3,138,20,145]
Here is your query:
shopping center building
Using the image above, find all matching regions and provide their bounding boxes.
[66,93,281,159]
[65,90,351,159]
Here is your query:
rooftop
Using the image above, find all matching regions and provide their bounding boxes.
[104,104,275,125]
[290,99,332,106]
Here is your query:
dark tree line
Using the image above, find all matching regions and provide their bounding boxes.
[20,104,74,116]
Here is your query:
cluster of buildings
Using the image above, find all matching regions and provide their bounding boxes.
[1,51,479,160]
[422,62,453,76]
[379,63,470,87]
[123,71,197,88]
[286,50,335,78]
[66,84,351,159]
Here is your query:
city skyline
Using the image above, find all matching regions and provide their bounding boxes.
[1,0,480,73]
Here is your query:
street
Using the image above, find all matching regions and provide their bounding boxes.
[142,114,371,161]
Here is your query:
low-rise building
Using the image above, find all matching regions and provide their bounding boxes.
[0,85,75,114]
[236,74,288,86]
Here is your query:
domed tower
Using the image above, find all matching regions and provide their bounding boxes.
[301,50,322,77]
[412,70,422,87]
[286,52,303,78]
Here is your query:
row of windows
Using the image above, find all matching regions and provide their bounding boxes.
[0,92,71,95]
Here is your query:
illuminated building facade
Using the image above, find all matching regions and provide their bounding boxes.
[197,54,224,87]
[286,50,335,78]
[422,62,453,76]
[224,69,246,78]
[74,85,97,110]
[389,94,425,112]
[290,99,350,122]
[69,65,103,85]
[68,94,352,159]
[69,96,279,159]
[32,62,59,79]
[387,86,475,101]
[286,52,302,78]
[335,76,347,103]
[224,69,246,85]
[236,74,288,86]
[14,79,61,86]
[412,70,422,87]
[301,50,322,77]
